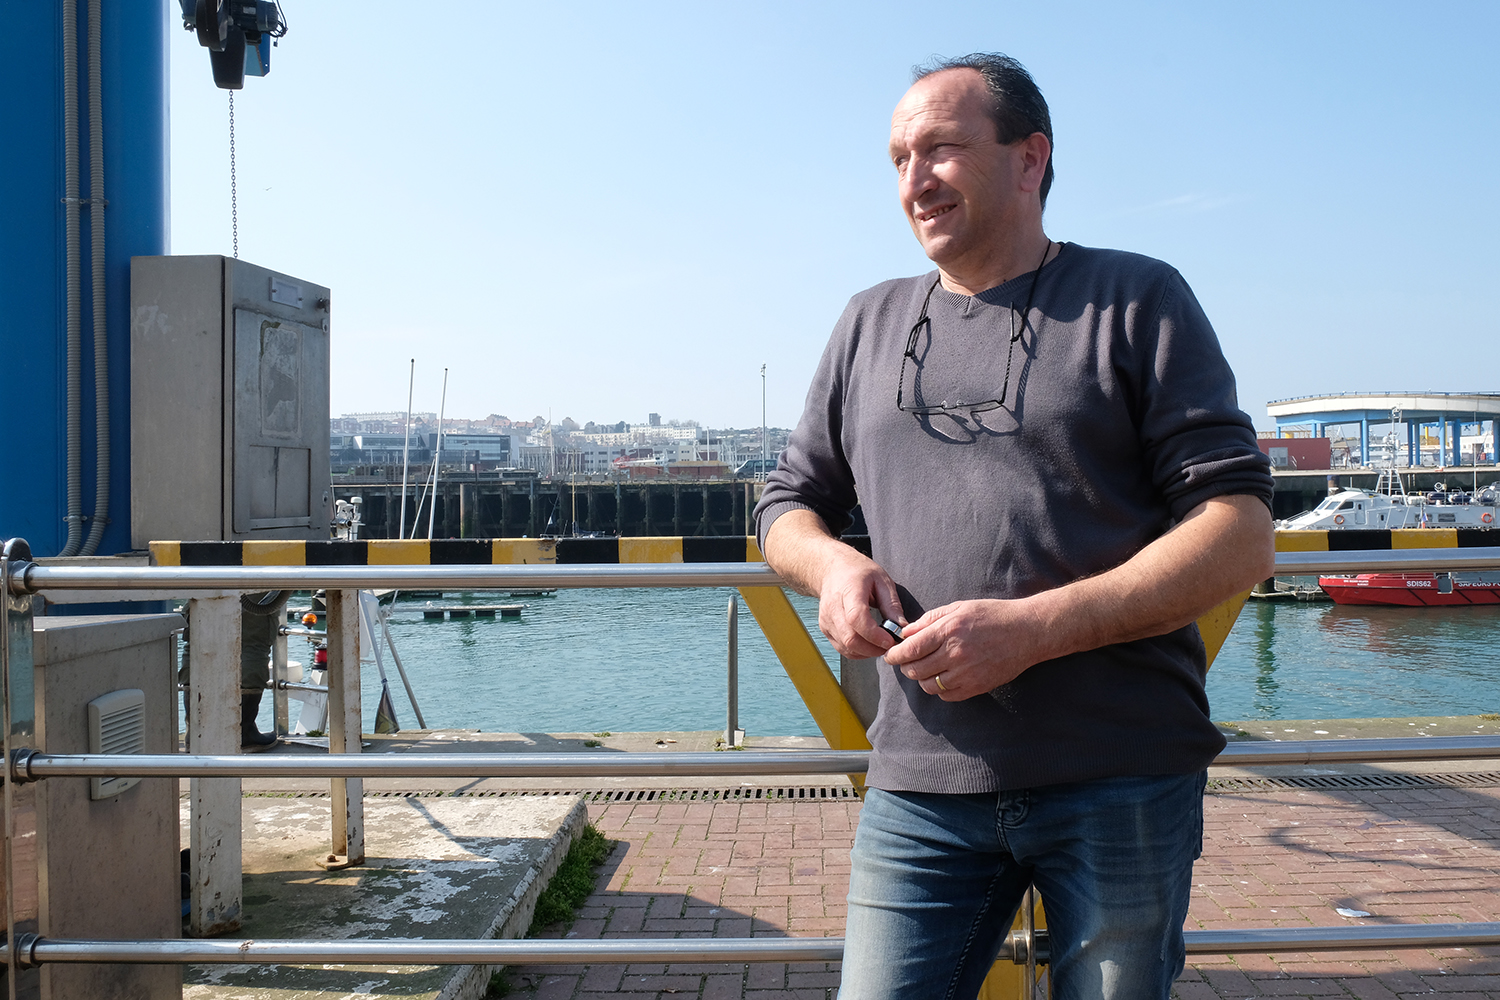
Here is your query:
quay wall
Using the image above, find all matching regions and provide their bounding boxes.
[333,475,775,539]
[332,468,1498,539]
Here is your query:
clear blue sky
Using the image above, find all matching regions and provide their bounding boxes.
[167,1,1500,431]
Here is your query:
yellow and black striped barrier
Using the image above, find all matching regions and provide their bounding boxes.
[150,536,870,756]
[148,528,1492,569]
[1274,527,1491,552]
[149,536,762,567]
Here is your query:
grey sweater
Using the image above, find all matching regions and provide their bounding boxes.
[756,243,1273,793]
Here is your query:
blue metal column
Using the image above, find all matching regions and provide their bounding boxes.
[0,1,169,557]
[1,3,67,554]
[1453,421,1462,466]
[1360,416,1369,467]
[96,0,171,555]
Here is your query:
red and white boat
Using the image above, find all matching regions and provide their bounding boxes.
[1317,572,1500,607]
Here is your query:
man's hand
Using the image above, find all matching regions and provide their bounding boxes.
[763,509,905,659]
[881,494,1275,701]
[883,598,1045,699]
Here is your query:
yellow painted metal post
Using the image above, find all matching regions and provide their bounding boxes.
[1195,590,1251,669]
[735,586,871,753]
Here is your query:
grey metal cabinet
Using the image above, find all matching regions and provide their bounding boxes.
[130,255,331,546]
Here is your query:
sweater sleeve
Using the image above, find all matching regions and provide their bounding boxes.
[754,301,863,552]
[1134,271,1274,521]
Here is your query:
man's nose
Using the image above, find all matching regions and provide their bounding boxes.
[900,156,937,202]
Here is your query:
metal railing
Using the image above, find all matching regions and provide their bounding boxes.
[12,921,1500,969]
[9,736,1500,782]
[14,544,1500,594]
[5,543,1500,979]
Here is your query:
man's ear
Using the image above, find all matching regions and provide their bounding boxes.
[1018,132,1052,194]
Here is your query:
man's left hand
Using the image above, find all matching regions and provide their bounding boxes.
[882,598,1047,700]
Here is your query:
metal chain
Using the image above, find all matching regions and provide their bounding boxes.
[229,91,239,259]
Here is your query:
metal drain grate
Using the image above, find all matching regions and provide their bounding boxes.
[228,775,1500,801]
[240,786,864,802]
[1208,771,1500,793]
[404,786,864,803]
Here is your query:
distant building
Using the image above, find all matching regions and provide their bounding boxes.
[1256,437,1331,471]
[433,432,514,466]
[1267,392,1499,467]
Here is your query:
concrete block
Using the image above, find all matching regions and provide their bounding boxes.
[182,793,586,999]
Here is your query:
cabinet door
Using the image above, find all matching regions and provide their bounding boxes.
[232,307,330,533]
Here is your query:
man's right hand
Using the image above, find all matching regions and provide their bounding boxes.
[762,509,905,659]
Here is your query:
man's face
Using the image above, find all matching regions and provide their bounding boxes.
[889,69,1032,269]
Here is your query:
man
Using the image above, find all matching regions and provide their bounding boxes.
[755,53,1275,1000]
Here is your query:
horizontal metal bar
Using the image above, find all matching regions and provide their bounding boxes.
[15,921,1500,967]
[11,749,871,781]
[14,547,1500,593]
[16,936,845,967]
[15,736,1499,783]
[1274,546,1500,575]
[271,680,327,694]
[1184,921,1500,953]
[16,562,783,594]
[1215,735,1500,765]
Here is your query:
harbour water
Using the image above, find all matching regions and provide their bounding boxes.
[295,589,1500,738]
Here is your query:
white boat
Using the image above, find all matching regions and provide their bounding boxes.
[1278,481,1498,531]
[1278,407,1498,531]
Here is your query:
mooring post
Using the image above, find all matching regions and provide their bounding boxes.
[725,596,743,747]
[324,589,364,867]
[186,594,243,936]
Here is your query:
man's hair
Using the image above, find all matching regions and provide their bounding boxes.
[913,53,1055,210]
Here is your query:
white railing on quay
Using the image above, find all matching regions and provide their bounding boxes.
[9,736,1500,783]
[11,920,1500,970]
[9,545,1500,595]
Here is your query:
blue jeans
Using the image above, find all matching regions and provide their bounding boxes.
[840,772,1206,1000]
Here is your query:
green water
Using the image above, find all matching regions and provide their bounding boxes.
[1205,598,1500,721]
[294,590,1499,737]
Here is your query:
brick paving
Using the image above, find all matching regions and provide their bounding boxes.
[505,783,1500,999]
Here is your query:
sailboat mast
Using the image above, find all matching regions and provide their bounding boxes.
[398,358,414,539]
[428,368,449,541]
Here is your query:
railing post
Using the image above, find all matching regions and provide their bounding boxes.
[2,539,41,997]
[323,590,364,867]
[724,596,742,747]
[271,626,289,737]
[186,594,242,936]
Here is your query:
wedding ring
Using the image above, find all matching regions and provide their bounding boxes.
[934,673,948,692]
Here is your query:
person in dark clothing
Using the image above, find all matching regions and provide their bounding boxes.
[179,590,289,751]
[754,53,1275,1000]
